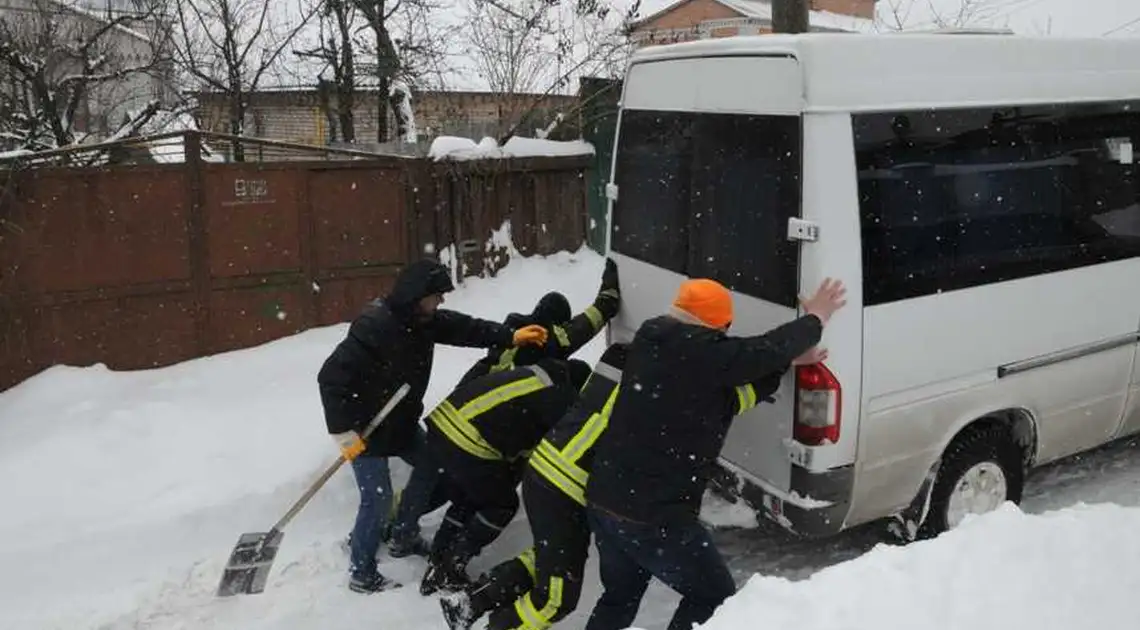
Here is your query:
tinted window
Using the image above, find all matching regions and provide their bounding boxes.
[611,110,801,307]
[855,102,1140,305]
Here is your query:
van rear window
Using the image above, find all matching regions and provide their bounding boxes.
[611,110,801,307]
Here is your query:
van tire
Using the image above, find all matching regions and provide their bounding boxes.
[918,422,1024,539]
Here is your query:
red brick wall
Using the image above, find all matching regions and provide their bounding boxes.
[812,0,876,19]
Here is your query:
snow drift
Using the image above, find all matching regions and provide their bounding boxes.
[700,502,1140,630]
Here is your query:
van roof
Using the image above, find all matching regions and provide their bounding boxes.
[627,33,1140,112]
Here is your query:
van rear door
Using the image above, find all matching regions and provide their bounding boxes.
[606,54,805,495]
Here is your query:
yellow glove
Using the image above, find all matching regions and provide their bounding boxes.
[513,324,548,347]
[332,431,366,461]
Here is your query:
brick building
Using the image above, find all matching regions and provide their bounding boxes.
[192,87,577,152]
[628,0,878,47]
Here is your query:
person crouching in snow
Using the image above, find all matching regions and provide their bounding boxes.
[456,258,620,387]
[317,259,549,594]
[582,277,847,630]
[438,343,627,630]
[393,258,622,546]
[418,357,593,597]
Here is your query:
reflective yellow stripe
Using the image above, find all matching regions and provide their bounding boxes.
[519,544,535,578]
[513,577,565,630]
[529,446,586,506]
[429,402,502,460]
[561,386,619,463]
[490,347,519,373]
[457,374,548,419]
[553,325,571,348]
[537,440,587,486]
[735,384,758,414]
[583,305,604,331]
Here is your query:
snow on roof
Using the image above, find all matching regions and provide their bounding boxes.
[627,32,1140,112]
[46,0,154,44]
[717,0,877,33]
[631,0,876,33]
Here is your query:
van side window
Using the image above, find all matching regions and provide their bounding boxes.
[611,110,801,307]
[611,110,692,276]
[854,101,1140,306]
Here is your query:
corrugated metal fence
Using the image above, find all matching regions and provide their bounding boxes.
[0,131,590,392]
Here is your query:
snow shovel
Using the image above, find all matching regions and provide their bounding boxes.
[215,383,411,597]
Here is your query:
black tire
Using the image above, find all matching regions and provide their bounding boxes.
[918,422,1024,539]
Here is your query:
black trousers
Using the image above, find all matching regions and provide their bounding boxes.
[426,429,521,575]
[466,473,590,630]
[583,506,737,630]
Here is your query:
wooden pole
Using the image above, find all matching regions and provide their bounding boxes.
[772,0,810,33]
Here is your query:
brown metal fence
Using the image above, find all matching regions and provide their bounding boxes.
[0,131,590,392]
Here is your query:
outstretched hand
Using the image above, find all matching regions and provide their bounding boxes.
[800,278,847,326]
[513,324,549,347]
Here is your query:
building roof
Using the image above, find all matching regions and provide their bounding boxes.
[630,0,877,34]
[624,32,1140,112]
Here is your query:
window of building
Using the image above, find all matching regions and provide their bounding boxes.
[854,101,1140,305]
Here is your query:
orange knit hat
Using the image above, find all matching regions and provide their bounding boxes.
[672,278,733,329]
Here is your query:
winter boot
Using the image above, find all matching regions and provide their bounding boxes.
[349,573,402,594]
[440,591,476,630]
[420,557,472,596]
[389,534,432,559]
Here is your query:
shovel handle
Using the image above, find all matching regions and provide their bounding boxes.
[269,383,411,533]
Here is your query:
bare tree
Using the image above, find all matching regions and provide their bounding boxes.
[878,0,1019,31]
[170,0,317,160]
[461,0,640,140]
[0,0,166,151]
[295,0,361,142]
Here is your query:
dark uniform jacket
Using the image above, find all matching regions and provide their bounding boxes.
[531,344,782,508]
[457,259,621,387]
[585,313,824,524]
[318,260,517,457]
[427,358,592,464]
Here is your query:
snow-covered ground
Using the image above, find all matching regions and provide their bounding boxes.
[2,246,1140,630]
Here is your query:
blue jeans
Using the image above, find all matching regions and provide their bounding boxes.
[349,426,438,579]
[583,507,737,630]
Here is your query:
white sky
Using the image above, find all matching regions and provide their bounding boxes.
[634,0,1140,36]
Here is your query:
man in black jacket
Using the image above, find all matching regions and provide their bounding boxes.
[582,277,847,630]
[318,259,549,594]
[418,356,593,597]
[457,258,621,387]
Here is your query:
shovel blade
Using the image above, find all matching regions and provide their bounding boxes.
[215,530,284,597]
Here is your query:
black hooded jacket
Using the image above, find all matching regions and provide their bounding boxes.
[318,260,517,456]
[585,313,823,524]
[456,258,621,387]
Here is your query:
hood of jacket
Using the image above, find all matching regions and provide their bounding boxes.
[386,259,455,318]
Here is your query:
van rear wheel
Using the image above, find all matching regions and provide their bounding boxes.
[919,422,1024,539]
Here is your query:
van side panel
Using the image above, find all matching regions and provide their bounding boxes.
[797,113,865,473]
[848,260,1139,526]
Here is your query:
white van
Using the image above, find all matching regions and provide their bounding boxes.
[603,32,1140,541]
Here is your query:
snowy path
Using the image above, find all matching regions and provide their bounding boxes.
[2,247,1140,630]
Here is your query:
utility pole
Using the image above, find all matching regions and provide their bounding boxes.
[772,0,810,34]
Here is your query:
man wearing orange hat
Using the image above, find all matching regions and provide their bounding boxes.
[582,276,847,630]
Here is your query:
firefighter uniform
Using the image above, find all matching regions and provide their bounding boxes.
[457,259,621,387]
[440,343,779,630]
[420,357,593,596]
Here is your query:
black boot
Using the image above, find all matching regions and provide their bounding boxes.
[440,591,476,630]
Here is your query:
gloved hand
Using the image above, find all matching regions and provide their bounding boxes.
[601,258,619,293]
[333,431,366,461]
[513,324,548,347]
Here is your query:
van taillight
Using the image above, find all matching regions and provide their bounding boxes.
[794,363,842,446]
